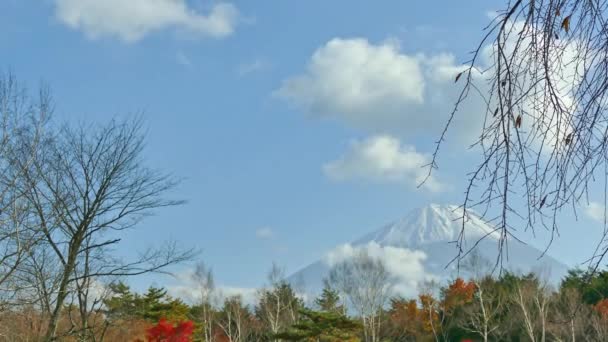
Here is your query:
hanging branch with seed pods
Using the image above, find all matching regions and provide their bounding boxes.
[425,0,608,274]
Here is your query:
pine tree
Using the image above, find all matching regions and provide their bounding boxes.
[104,282,138,320]
[315,281,344,314]
[138,287,190,322]
[274,308,362,341]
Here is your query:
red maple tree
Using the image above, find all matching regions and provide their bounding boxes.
[136,318,194,342]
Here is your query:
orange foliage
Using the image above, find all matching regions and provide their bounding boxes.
[594,298,608,318]
[444,278,477,310]
[388,299,420,333]
[213,327,231,342]
[105,319,150,341]
[419,293,440,333]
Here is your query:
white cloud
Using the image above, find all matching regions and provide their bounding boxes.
[323,135,443,192]
[90,279,111,299]
[55,0,240,42]
[586,201,605,223]
[276,33,583,149]
[325,242,436,297]
[169,284,258,306]
[477,20,582,149]
[217,286,259,305]
[256,227,274,240]
[237,58,270,76]
[275,38,483,143]
[167,269,258,305]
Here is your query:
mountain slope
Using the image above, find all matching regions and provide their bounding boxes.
[288,204,569,295]
[354,204,502,247]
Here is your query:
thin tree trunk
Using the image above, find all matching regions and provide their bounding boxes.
[44,235,82,341]
[517,286,536,342]
[570,318,575,342]
[479,289,489,342]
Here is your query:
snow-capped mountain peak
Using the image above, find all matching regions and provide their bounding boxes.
[354,204,500,247]
[288,204,568,296]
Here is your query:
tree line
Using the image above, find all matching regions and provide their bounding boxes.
[7,252,608,342]
[179,252,608,342]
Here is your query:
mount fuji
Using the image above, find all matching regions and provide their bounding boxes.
[288,204,569,296]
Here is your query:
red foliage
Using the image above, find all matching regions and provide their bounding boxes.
[139,318,194,342]
[594,298,608,318]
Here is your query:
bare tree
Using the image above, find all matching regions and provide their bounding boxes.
[429,0,608,270]
[8,118,194,340]
[256,263,302,342]
[459,250,506,341]
[548,288,590,341]
[418,280,442,342]
[64,234,125,342]
[12,246,62,339]
[328,250,391,342]
[192,261,217,342]
[462,277,506,342]
[512,276,552,342]
[0,74,48,302]
[217,295,251,342]
[65,275,113,341]
[588,309,608,341]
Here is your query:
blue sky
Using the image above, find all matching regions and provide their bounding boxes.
[1,0,604,294]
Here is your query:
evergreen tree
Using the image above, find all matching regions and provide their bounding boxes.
[562,269,608,305]
[139,287,169,321]
[275,308,362,342]
[138,287,190,322]
[105,285,190,323]
[315,281,344,314]
[104,281,138,321]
